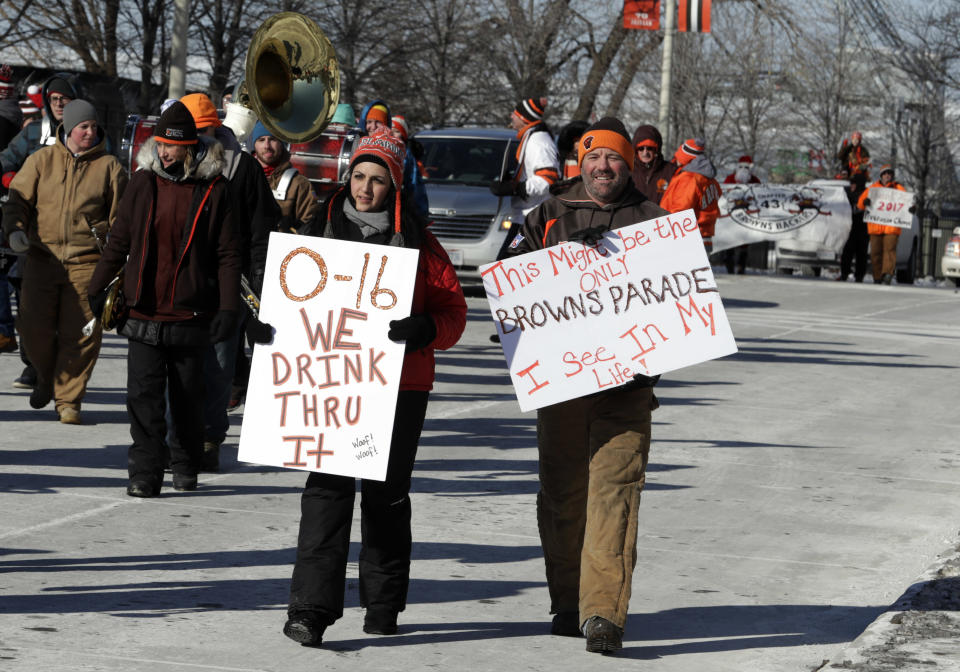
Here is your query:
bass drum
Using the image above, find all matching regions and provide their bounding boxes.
[287,122,357,199]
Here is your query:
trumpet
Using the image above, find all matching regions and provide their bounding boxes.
[241,274,261,318]
[83,222,126,337]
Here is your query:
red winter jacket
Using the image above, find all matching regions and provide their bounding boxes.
[314,187,467,391]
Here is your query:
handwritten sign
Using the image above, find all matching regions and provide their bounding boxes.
[714,182,851,254]
[238,231,419,481]
[864,187,915,229]
[481,210,737,412]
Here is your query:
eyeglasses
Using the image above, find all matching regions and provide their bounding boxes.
[49,95,72,106]
[636,146,656,154]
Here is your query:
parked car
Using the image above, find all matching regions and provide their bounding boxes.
[941,227,960,286]
[414,127,521,283]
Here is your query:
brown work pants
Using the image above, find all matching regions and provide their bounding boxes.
[19,256,102,412]
[536,384,655,630]
[869,233,899,280]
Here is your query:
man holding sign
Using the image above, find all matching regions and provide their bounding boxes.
[857,164,913,285]
[506,118,666,653]
[282,130,466,647]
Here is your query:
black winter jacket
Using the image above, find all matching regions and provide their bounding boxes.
[88,136,240,319]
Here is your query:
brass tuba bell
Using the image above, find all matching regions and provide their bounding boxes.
[240,12,341,144]
[100,273,125,332]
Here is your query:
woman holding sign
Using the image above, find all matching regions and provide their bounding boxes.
[284,129,466,647]
[857,165,909,285]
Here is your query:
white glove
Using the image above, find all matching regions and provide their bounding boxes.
[7,230,29,253]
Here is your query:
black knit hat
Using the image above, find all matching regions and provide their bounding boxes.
[154,101,198,145]
[46,77,73,98]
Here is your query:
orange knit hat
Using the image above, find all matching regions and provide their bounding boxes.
[180,93,222,129]
[578,117,635,171]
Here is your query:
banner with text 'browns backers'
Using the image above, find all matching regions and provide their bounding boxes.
[239,232,419,481]
[482,210,737,412]
[713,182,852,254]
[624,0,660,30]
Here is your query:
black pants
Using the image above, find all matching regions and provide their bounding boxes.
[288,390,429,623]
[127,338,206,486]
[840,214,868,281]
[724,245,748,274]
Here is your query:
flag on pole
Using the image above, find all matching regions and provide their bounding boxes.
[624,0,661,31]
[677,0,711,33]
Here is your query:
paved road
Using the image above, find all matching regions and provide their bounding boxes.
[1,275,959,671]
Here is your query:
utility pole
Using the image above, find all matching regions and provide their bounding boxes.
[168,0,190,99]
[658,0,676,150]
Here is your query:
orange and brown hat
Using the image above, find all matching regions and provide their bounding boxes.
[180,92,222,129]
[578,117,635,171]
[154,101,198,145]
[513,97,546,124]
[673,137,705,166]
[349,129,406,191]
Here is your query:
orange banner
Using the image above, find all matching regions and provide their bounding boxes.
[678,0,711,33]
[624,0,660,30]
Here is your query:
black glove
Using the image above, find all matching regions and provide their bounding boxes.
[489,179,518,197]
[388,314,437,352]
[862,198,871,206]
[568,225,608,246]
[88,289,107,319]
[632,373,661,388]
[209,309,239,343]
[908,205,916,214]
[245,316,274,344]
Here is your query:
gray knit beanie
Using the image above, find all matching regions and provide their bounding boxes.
[62,99,97,136]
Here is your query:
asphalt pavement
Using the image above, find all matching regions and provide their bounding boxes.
[2,273,960,671]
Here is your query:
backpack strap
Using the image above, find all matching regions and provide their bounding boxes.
[272,167,299,200]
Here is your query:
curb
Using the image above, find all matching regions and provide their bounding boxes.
[817,537,960,670]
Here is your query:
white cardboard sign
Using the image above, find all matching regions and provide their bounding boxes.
[864,187,915,229]
[481,209,738,412]
[238,231,419,481]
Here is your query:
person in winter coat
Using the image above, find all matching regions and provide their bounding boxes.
[630,123,676,204]
[857,164,909,285]
[389,113,429,217]
[837,170,869,282]
[838,131,871,179]
[490,97,560,215]
[358,99,429,218]
[660,137,722,250]
[0,64,22,355]
[506,117,664,655]
[283,130,466,648]
[0,64,22,150]
[557,120,589,180]
[249,121,318,233]
[87,101,240,497]
[0,72,84,391]
[176,93,281,472]
[2,100,126,424]
[722,154,762,274]
[0,72,82,175]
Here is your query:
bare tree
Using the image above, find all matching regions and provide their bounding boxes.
[0,0,121,76]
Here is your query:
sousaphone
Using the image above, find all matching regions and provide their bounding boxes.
[231,12,341,144]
